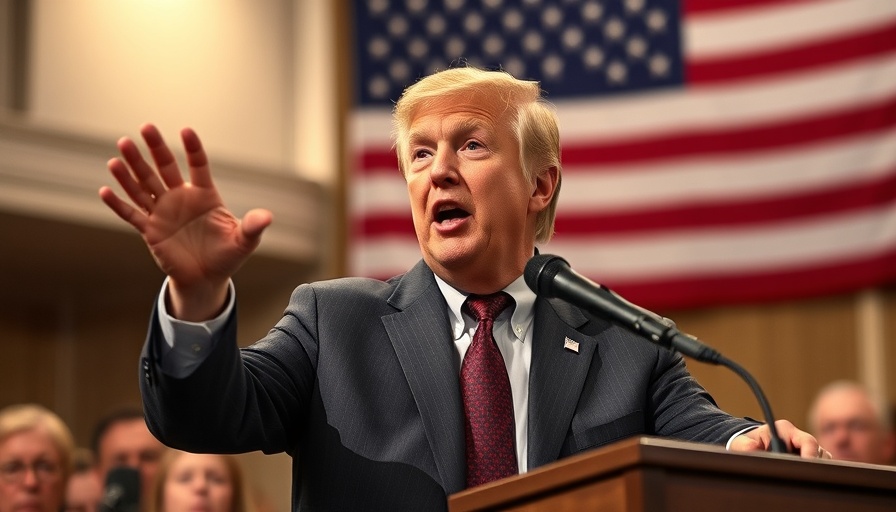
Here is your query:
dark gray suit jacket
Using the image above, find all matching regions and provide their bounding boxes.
[140,260,754,511]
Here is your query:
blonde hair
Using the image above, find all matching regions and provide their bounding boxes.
[147,450,257,512]
[392,66,563,242]
[0,403,75,480]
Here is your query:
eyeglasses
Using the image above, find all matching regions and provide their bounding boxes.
[0,460,61,484]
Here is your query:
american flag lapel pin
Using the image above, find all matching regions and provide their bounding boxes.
[563,337,580,353]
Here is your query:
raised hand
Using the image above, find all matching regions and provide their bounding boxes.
[99,123,272,320]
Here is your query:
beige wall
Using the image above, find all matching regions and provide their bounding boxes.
[24,0,337,183]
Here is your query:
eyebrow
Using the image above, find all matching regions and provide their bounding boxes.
[408,117,493,145]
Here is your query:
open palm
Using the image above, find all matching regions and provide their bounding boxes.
[99,124,271,310]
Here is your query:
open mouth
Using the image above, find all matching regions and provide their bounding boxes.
[435,207,471,223]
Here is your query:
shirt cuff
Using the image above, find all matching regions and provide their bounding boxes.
[726,424,761,450]
[156,277,235,377]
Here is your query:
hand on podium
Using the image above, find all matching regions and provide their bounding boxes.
[730,419,833,459]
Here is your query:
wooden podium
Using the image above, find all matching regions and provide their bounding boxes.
[448,436,896,511]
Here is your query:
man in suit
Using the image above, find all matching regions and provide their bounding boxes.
[99,67,828,511]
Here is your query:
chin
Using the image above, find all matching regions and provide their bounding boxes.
[425,240,482,269]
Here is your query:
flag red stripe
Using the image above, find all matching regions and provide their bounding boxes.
[556,170,896,236]
[684,0,818,15]
[687,20,896,84]
[357,150,398,174]
[354,169,896,238]
[561,94,896,167]
[354,214,415,237]
[610,247,896,311]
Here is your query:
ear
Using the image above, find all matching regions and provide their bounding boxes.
[528,166,559,214]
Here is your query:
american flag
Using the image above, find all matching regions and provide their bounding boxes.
[348,0,896,311]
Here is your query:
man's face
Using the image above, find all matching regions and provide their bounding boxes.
[404,94,553,293]
[812,388,895,464]
[95,419,165,497]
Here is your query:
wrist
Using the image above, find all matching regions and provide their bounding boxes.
[167,279,230,321]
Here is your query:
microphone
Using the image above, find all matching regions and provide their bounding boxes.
[98,467,140,512]
[525,253,721,363]
[525,253,788,453]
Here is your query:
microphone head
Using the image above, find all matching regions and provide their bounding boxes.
[99,466,140,512]
[524,253,569,296]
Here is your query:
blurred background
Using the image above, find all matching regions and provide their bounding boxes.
[1,1,895,510]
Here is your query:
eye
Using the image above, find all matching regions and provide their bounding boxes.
[412,148,431,160]
[173,470,194,484]
[463,140,483,151]
[207,472,229,485]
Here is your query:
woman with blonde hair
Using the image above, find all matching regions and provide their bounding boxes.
[0,404,75,512]
[147,450,255,512]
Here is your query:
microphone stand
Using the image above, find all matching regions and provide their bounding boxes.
[715,354,789,454]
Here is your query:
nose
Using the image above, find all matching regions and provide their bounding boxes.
[21,467,39,488]
[192,476,210,493]
[825,427,851,450]
[429,147,460,187]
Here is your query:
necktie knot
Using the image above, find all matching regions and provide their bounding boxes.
[464,292,513,323]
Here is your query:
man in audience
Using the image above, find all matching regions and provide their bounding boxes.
[808,380,895,465]
[91,408,166,503]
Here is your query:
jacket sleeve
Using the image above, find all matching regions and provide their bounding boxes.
[140,284,321,455]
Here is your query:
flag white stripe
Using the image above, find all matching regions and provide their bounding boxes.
[686,0,896,60]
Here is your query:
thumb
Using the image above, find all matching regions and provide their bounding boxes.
[729,433,765,453]
[239,208,273,247]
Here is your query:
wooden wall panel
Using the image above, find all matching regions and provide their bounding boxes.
[670,292,876,431]
[882,287,896,414]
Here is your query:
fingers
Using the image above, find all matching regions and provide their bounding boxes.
[117,131,167,199]
[98,185,148,232]
[181,127,214,189]
[772,420,833,460]
[107,155,157,215]
[141,123,185,189]
[797,441,831,459]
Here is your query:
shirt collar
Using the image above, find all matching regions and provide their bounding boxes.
[434,273,536,343]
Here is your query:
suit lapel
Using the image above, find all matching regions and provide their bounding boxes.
[381,261,466,494]
[527,297,602,469]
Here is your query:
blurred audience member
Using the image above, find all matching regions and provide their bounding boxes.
[147,450,255,512]
[91,407,166,501]
[0,404,74,512]
[808,380,895,465]
[65,448,101,512]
